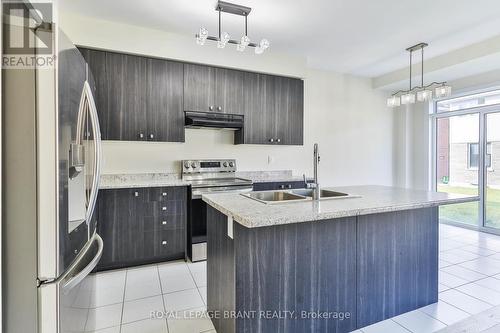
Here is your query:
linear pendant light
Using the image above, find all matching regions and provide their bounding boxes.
[195,1,270,54]
[387,43,452,108]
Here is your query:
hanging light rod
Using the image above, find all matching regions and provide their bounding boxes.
[216,1,251,16]
[195,1,270,54]
[387,42,452,108]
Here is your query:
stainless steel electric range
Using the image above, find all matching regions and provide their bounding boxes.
[182,159,253,261]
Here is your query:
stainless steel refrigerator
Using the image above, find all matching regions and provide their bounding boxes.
[3,5,103,332]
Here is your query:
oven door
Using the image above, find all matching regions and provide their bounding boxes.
[189,185,252,261]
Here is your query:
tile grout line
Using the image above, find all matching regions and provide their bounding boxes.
[415,308,450,328]
[394,310,447,332]
[439,298,477,316]
[117,269,128,333]
[156,264,170,333]
[389,318,413,332]
[440,286,496,312]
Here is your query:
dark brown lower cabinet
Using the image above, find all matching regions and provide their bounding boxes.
[96,186,187,271]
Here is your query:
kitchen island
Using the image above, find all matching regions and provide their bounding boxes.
[202,185,477,333]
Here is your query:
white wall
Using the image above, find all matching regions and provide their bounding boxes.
[60,13,394,187]
[392,103,432,190]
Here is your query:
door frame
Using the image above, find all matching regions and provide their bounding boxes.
[431,99,500,236]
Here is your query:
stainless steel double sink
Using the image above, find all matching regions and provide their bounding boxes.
[241,189,360,204]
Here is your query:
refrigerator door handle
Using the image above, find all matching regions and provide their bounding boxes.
[83,80,102,224]
[60,233,103,293]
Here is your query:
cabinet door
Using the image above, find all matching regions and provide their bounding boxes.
[97,188,143,269]
[275,77,304,145]
[184,63,216,113]
[147,59,184,142]
[106,52,148,141]
[80,49,109,139]
[215,68,246,114]
[236,73,276,144]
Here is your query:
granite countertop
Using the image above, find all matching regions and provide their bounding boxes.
[99,173,189,189]
[202,185,478,228]
[98,170,307,189]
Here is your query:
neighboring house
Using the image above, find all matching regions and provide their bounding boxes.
[438,114,500,188]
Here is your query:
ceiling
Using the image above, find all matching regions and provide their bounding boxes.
[60,0,500,78]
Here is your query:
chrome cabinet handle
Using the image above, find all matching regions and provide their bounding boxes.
[162,220,167,225]
[279,184,285,189]
[209,106,214,111]
[139,133,144,139]
[287,184,292,189]
[134,191,139,197]
[276,138,281,143]
[162,192,167,197]
[162,206,167,211]
[217,106,222,111]
[149,133,154,139]
[162,241,167,246]
[269,138,274,143]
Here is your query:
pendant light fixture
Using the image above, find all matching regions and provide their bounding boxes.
[195,1,270,54]
[387,43,452,108]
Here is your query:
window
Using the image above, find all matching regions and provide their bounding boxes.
[468,143,492,169]
[436,90,500,113]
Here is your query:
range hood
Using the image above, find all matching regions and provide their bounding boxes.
[184,111,244,130]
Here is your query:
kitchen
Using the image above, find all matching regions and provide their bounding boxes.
[3,1,500,333]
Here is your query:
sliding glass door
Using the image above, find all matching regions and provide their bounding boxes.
[485,113,500,229]
[434,90,500,232]
[436,114,480,226]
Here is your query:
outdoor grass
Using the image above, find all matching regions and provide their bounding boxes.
[438,185,500,229]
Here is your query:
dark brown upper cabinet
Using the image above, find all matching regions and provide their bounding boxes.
[235,73,304,145]
[82,48,303,145]
[80,48,185,142]
[183,63,217,113]
[147,58,184,142]
[184,64,304,145]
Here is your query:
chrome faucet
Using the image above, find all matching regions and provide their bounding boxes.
[303,143,321,200]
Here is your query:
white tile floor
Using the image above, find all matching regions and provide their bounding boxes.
[86,224,500,333]
[85,261,214,333]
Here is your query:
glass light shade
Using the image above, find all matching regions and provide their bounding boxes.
[217,32,230,48]
[240,35,250,46]
[196,37,206,45]
[435,85,452,98]
[236,43,246,52]
[387,96,401,107]
[196,27,208,45]
[198,27,208,38]
[417,89,433,102]
[254,46,264,54]
[259,38,270,49]
[401,93,416,105]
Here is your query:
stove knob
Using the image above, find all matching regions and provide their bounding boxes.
[229,161,234,167]
[223,162,229,167]
[184,162,190,168]
[191,162,197,169]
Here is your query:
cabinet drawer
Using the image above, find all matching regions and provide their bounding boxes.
[148,186,187,202]
[144,229,185,258]
[144,214,185,232]
[156,200,185,216]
